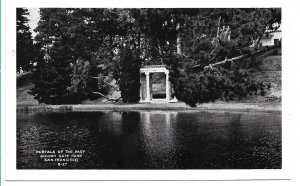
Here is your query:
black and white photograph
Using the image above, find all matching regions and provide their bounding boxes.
[15,7,283,170]
[5,0,300,184]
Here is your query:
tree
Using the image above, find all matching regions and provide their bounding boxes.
[16,8,35,72]
[31,8,138,104]
[113,46,142,103]
[30,9,75,104]
[161,9,280,106]
[171,62,270,107]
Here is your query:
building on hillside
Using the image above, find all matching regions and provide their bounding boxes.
[259,24,282,46]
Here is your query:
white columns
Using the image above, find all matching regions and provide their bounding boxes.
[140,65,178,103]
[145,72,151,101]
[165,71,170,100]
[139,73,142,100]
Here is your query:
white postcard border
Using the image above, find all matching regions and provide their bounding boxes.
[2,0,300,183]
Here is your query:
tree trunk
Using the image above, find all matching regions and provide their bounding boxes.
[90,76,119,91]
[216,16,222,38]
[109,35,113,46]
[138,33,141,48]
[176,23,182,55]
[91,91,121,102]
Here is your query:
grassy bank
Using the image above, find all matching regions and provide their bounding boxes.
[17,102,281,113]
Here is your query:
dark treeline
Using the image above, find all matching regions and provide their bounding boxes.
[17,8,281,106]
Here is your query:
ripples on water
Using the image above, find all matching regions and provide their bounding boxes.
[17,111,281,169]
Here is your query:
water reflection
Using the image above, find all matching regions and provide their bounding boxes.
[97,111,122,134]
[17,110,281,169]
[140,111,178,168]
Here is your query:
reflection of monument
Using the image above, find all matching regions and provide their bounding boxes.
[139,65,178,103]
[140,111,178,161]
[140,111,178,129]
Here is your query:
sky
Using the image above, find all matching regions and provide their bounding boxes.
[27,8,40,37]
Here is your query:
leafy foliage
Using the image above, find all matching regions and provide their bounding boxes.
[30,63,70,104]
[31,9,112,104]
[172,62,270,107]
[67,58,100,101]
[29,8,280,105]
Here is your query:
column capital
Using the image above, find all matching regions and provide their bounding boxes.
[164,71,169,75]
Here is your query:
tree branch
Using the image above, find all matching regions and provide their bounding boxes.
[90,90,122,102]
[90,76,119,91]
[203,54,248,70]
[197,45,278,70]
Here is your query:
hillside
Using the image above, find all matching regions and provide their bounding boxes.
[247,55,281,102]
[17,72,39,105]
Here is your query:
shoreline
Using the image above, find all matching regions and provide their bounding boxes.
[17,102,281,113]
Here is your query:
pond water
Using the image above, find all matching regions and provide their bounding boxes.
[17,110,281,169]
